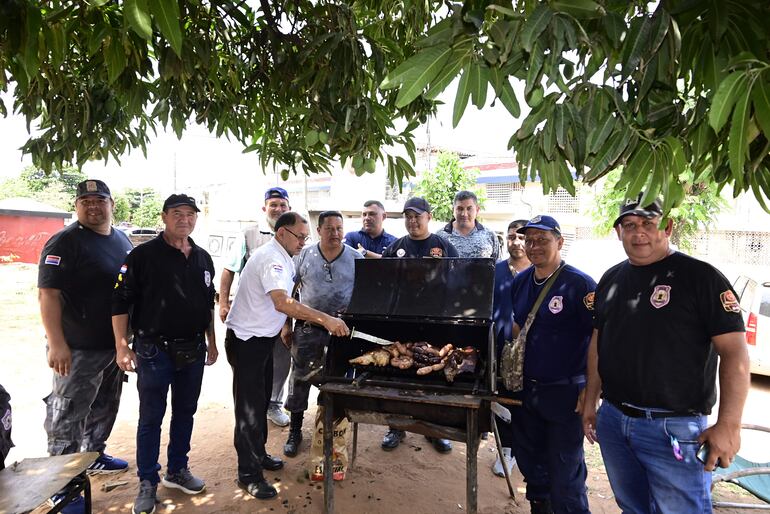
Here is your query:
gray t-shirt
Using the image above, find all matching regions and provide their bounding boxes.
[294,243,363,315]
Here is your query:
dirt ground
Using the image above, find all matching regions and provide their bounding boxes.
[0,262,766,513]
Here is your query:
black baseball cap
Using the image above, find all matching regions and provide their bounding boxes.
[613,194,663,226]
[76,179,111,199]
[516,215,562,235]
[265,187,289,201]
[402,197,431,214]
[163,194,200,212]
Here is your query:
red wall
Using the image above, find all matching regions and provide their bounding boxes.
[0,215,67,264]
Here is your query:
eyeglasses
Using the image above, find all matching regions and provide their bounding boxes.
[323,262,333,282]
[284,227,311,243]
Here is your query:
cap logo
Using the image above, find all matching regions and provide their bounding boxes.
[624,198,637,206]
[530,215,542,223]
[86,181,98,192]
[650,285,671,309]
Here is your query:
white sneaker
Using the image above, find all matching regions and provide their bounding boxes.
[267,405,290,427]
[492,447,516,477]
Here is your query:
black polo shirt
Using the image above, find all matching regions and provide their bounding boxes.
[112,233,215,338]
[38,222,133,350]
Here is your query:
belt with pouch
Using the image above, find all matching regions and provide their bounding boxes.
[609,401,699,419]
[137,332,205,368]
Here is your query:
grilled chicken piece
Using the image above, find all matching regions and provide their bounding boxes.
[390,355,414,369]
[349,349,391,367]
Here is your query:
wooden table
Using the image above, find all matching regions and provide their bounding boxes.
[319,383,490,514]
[0,452,98,514]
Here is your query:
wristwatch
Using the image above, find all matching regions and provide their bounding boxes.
[358,246,367,257]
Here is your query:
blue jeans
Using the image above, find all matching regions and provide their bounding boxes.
[510,381,589,513]
[596,401,711,514]
[134,338,205,485]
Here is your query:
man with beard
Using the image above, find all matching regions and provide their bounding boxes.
[283,211,362,457]
[39,179,133,513]
[435,190,499,259]
[344,200,396,258]
[219,187,292,427]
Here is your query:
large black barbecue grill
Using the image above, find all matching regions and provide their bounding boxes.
[317,258,512,514]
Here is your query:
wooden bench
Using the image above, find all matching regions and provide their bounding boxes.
[0,452,98,514]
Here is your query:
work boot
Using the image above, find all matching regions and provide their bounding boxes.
[283,411,304,457]
[260,454,284,471]
[161,467,206,494]
[238,478,277,499]
[530,499,554,514]
[381,428,406,451]
[132,480,157,514]
[267,404,290,427]
[492,447,516,477]
[284,430,303,457]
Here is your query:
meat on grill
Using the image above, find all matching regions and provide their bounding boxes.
[443,346,479,383]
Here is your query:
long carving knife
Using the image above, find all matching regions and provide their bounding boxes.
[350,329,395,346]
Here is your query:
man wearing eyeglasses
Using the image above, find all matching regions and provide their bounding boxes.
[225,212,350,500]
[508,215,596,514]
[219,186,293,428]
[38,179,133,513]
[282,211,362,457]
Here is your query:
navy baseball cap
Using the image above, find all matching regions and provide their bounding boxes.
[613,194,663,226]
[163,194,200,212]
[517,215,561,235]
[265,187,289,201]
[402,197,431,214]
[76,179,111,199]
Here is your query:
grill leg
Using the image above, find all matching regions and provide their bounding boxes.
[466,409,479,514]
[323,394,334,514]
[491,412,517,501]
[351,422,358,469]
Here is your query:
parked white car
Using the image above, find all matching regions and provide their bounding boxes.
[732,276,770,377]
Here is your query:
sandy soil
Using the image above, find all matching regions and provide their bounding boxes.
[0,263,764,513]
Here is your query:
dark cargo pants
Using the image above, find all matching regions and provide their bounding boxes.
[285,323,328,413]
[44,348,124,456]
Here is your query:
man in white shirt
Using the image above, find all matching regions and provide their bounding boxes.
[225,212,349,500]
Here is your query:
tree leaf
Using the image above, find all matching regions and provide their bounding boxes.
[752,77,770,141]
[554,104,566,150]
[498,79,521,117]
[424,41,472,100]
[149,0,183,57]
[587,115,617,155]
[624,143,655,199]
[549,0,602,19]
[620,15,652,78]
[584,126,632,182]
[728,88,751,190]
[520,4,552,54]
[105,35,127,84]
[395,45,454,107]
[709,71,748,133]
[124,0,153,41]
[453,65,471,128]
[21,5,42,78]
[469,62,489,109]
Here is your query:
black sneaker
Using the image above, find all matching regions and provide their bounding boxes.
[238,479,277,499]
[381,429,406,451]
[260,454,284,471]
[283,430,303,457]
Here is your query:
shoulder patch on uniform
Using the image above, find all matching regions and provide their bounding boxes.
[650,285,671,309]
[429,247,444,258]
[272,264,284,272]
[583,291,595,310]
[720,290,740,313]
[548,295,563,314]
[44,255,61,266]
[204,270,211,287]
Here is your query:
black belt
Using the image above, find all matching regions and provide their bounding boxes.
[610,401,697,419]
[526,374,585,386]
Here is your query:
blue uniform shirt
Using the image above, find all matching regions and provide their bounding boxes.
[510,263,596,382]
[493,260,519,354]
[344,229,397,255]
